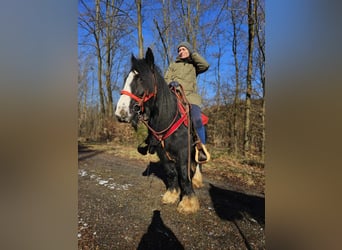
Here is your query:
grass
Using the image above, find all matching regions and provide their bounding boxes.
[80,141,265,193]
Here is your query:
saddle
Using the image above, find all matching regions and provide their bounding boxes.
[137,84,210,164]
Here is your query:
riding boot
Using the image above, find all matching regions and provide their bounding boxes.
[195,142,210,164]
[198,148,207,162]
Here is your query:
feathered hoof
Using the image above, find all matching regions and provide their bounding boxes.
[192,165,204,189]
[162,189,180,204]
[177,195,200,214]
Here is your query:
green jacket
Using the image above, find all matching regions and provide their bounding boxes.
[164,52,209,106]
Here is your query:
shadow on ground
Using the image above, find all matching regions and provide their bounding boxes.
[137,210,184,250]
[142,162,265,228]
[142,161,168,187]
[209,184,265,249]
[209,183,265,226]
[78,143,104,161]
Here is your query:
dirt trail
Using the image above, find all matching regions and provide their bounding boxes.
[78,146,265,249]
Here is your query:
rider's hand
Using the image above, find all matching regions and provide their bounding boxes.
[168,81,179,88]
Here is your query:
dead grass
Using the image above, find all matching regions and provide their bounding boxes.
[80,142,265,194]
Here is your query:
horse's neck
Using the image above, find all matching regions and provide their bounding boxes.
[150,87,178,130]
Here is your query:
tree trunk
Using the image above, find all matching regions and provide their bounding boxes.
[243,0,256,157]
[255,0,265,162]
[231,6,240,156]
[154,19,170,65]
[162,0,171,66]
[193,0,200,50]
[136,0,144,58]
[105,0,113,118]
[95,0,106,118]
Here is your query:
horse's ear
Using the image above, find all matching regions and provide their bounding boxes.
[145,47,154,69]
[131,53,137,65]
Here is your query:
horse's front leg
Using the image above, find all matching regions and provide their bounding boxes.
[161,161,180,204]
[176,159,200,214]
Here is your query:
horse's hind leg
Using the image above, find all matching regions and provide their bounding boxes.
[162,162,180,204]
[192,164,204,189]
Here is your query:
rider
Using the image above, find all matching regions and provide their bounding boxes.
[138,41,209,163]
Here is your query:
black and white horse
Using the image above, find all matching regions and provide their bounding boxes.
[115,48,202,214]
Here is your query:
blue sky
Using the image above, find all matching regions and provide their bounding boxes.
[78,0,257,106]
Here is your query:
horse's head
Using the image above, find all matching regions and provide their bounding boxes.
[115,48,157,128]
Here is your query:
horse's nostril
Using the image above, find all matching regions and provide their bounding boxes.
[115,108,130,122]
[115,115,122,121]
[120,109,127,118]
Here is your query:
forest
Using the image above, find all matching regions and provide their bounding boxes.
[78,0,265,164]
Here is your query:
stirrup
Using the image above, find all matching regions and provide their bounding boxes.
[195,143,210,164]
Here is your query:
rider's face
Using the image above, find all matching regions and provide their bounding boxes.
[178,46,190,59]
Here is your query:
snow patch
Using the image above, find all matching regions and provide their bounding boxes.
[79,169,133,191]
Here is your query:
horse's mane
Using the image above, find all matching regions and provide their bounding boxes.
[131,58,167,91]
[131,53,178,127]
[132,56,175,102]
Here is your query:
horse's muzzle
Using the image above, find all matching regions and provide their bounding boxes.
[115,108,131,123]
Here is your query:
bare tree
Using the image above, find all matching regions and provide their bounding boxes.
[95,0,106,118]
[162,0,171,64]
[136,0,144,58]
[78,53,91,137]
[193,0,200,50]
[255,0,265,162]
[153,0,172,69]
[105,0,114,118]
[230,2,242,155]
[77,0,266,161]
[243,0,256,157]
[78,0,136,139]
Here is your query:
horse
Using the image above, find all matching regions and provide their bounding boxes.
[115,48,203,214]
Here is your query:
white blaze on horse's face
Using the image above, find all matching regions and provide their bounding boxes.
[115,70,137,122]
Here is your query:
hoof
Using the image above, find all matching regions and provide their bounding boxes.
[162,189,180,204]
[192,165,204,189]
[177,195,200,214]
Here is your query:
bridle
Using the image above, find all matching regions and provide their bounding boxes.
[120,89,156,114]
[120,70,157,115]
[119,71,187,142]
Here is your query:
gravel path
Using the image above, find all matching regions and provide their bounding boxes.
[78,148,265,249]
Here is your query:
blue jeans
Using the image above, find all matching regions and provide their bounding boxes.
[191,104,206,144]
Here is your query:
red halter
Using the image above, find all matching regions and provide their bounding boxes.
[120,88,156,113]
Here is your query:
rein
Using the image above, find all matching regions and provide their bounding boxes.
[139,106,183,141]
